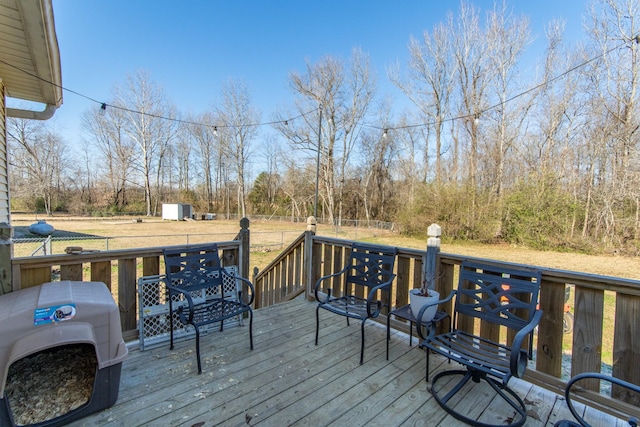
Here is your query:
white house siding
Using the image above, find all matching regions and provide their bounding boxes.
[0,79,7,224]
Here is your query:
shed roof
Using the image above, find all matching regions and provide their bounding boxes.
[0,0,62,119]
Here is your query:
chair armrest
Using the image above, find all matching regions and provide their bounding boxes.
[314,266,349,303]
[562,372,640,427]
[416,290,456,340]
[365,274,397,317]
[510,309,543,377]
[221,268,256,306]
[164,280,196,324]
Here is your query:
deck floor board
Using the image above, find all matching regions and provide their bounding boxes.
[65,296,624,427]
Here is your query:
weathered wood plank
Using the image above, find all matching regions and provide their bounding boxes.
[19,266,51,289]
[476,378,534,425]
[117,258,137,333]
[396,255,410,308]
[142,256,159,277]
[536,279,566,377]
[90,261,112,289]
[572,286,604,391]
[66,297,629,427]
[60,263,83,281]
[612,292,640,405]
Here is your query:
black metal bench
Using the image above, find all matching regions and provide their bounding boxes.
[420,260,542,427]
[163,244,254,374]
[314,242,397,365]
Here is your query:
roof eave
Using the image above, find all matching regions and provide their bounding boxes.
[6,0,62,120]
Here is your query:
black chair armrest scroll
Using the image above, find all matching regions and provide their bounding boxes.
[416,290,456,340]
[556,372,640,427]
[365,274,396,317]
[164,281,196,324]
[314,266,349,303]
[510,309,543,378]
[221,268,255,306]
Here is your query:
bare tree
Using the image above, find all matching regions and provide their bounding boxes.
[114,70,178,216]
[173,124,193,198]
[275,48,375,223]
[483,2,532,200]
[588,0,640,244]
[7,119,69,215]
[393,114,430,204]
[187,114,218,211]
[389,18,456,184]
[216,79,260,218]
[82,105,135,209]
[358,100,397,221]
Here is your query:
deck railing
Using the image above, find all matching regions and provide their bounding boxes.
[297,233,640,420]
[10,218,251,340]
[9,221,640,419]
[252,231,309,308]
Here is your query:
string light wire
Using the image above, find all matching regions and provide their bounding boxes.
[370,36,635,132]
[1,33,636,133]
[0,57,317,130]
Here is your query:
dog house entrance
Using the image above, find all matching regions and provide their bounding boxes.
[6,344,97,425]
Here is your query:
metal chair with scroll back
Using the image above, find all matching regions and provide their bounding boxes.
[420,260,543,427]
[163,244,254,374]
[314,242,397,365]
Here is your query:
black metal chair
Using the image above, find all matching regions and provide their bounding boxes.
[554,372,640,427]
[163,244,254,374]
[314,242,397,365]
[420,260,542,427]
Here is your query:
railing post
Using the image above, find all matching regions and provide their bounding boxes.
[423,223,441,292]
[239,217,250,279]
[305,216,317,300]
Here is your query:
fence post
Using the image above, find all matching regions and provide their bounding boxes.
[423,223,441,292]
[304,216,317,300]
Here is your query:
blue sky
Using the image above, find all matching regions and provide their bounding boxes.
[35,0,590,150]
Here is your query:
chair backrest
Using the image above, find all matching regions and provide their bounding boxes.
[455,261,541,332]
[345,243,397,290]
[163,244,223,293]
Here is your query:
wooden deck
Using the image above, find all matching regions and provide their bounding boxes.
[68,296,627,427]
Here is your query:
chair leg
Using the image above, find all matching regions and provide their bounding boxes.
[168,304,175,351]
[315,306,320,346]
[425,349,430,382]
[360,319,366,365]
[409,321,414,346]
[248,310,254,350]
[194,324,202,374]
[386,316,390,360]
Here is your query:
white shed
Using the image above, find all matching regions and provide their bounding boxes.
[162,203,193,221]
